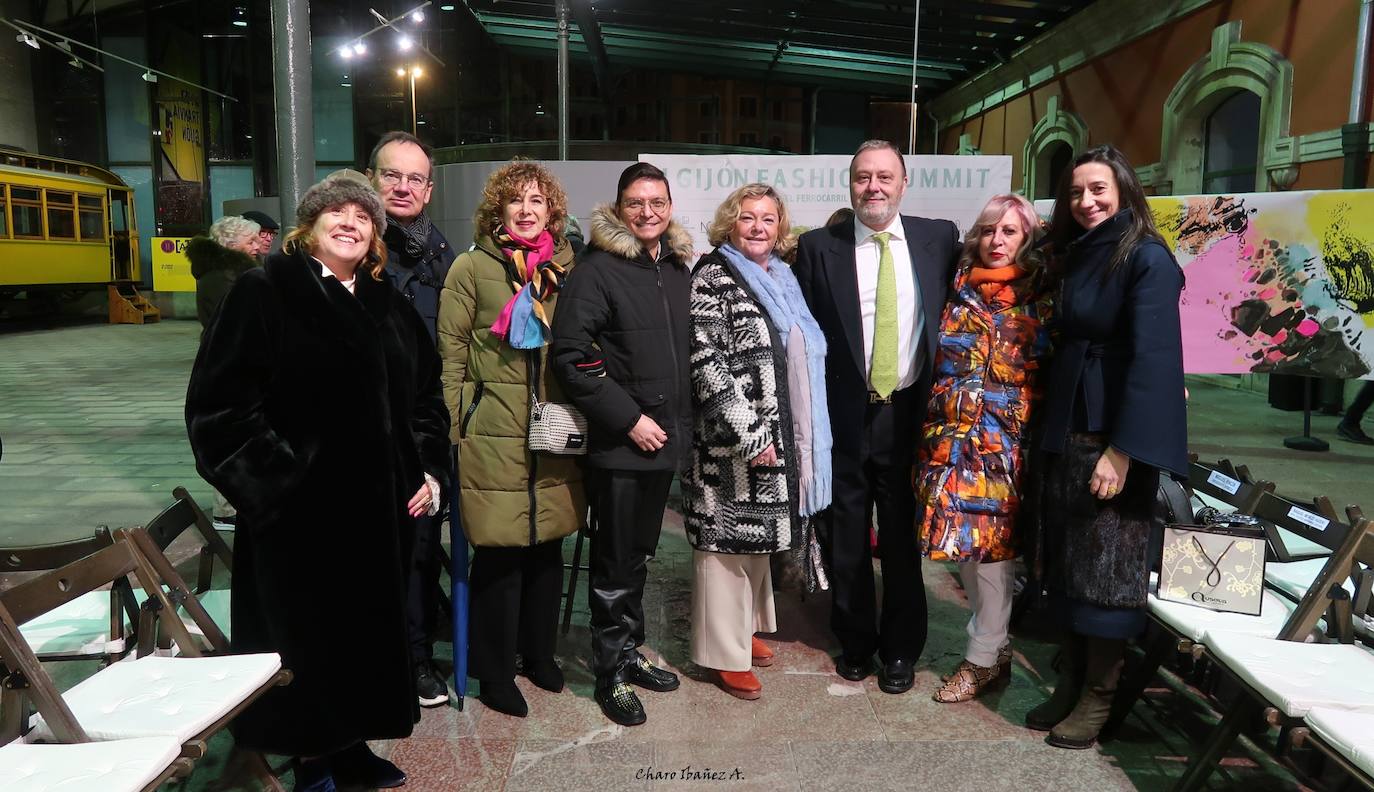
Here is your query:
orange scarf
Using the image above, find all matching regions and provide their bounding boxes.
[968,264,1028,308]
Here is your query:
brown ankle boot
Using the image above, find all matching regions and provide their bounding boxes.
[1025,635,1085,731]
[1046,637,1126,749]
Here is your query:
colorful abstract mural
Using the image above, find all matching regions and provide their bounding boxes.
[1151,190,1374,379]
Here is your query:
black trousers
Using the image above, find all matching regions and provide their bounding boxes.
[467,539,565,682]
[586,468,675,687]
[825,393,927,665]
[405,512,442,664]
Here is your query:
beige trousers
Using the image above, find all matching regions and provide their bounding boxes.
[690,549,777,672]
[959,559,1015,667]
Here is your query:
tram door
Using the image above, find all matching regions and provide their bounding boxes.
[109,190,134,281]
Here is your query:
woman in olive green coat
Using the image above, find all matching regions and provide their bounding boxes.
[437,160,585,718]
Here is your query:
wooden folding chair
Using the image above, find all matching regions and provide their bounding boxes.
[4,526,140,664]
[1172,512,1374,792]
[1187,459,1272,514]
[136,486,235,651]
[0,528,290,790]
[0,601,193,792]
[1112,494,1367,735]
[1291,707,1374,790]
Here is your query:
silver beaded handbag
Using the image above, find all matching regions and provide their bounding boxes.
[528,394,588,455]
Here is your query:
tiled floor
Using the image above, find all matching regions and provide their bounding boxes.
[2,319,1370,790]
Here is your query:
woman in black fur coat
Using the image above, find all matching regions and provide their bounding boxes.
[1027,145,1187,750]
[185,170,450,791]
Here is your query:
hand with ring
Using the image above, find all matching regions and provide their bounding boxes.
[1090,446,1131,500]
[407,483,432,518]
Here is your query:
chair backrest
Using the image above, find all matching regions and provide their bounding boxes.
[0,526,140,651]
[1277,512,1373,643]
[0,599,90,744]
[1253,490,1353,561]
[1188,460,1272,513]
[139,486,233,594]
[119,527,229,653]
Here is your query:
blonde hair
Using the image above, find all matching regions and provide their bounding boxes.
[473,159,569,241]
[281,207,388,280]
[209,215,259,249]
[706,183,797,262]
[959,193,1045,271]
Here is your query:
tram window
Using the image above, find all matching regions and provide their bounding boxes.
[0,189,7,238]
[110,195,128,232]
[46,190,76,239]
[78,195,105,241]
[11,186,42,238]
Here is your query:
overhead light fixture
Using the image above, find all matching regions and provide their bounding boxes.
[16,32,39,49]
[339,47,353,59]
[233,19,248,27]
[412,10,424,22]
[68,58,83,69]
[396,67,406,76]
[417,119,427,125]
[397,34,412,51]
[352,41,366,55]
[412,66,422,77]
[341,82,352,87]
[440,4,455,10]
[142,70,158,83]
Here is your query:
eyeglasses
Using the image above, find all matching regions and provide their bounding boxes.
[622,198,669,213]
[378,169,431,189]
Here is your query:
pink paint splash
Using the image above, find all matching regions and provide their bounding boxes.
[1180,234,1255,373]
[1295,318,1320,337]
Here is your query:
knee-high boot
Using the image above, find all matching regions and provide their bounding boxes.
[1025,633,1086,731]
[1046,636,1126,749]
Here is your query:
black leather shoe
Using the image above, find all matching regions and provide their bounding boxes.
[521,659,565,693]
[292,758,336,792]
[623,654,680,692]
[878,659,915,694]
[595,682,647,726]
[330,742,406,789]
[834,654,876,682]
[478,679,528,717]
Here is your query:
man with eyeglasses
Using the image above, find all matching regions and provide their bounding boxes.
[366,130,457,711]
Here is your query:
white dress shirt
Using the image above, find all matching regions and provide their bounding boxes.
[854,215,922,392]
[315,257,357,294]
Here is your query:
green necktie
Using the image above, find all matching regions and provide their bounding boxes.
[870,231,898,399]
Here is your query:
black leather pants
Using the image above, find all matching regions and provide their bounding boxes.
[586,468,674,688]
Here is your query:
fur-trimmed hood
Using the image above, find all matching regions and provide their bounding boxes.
[588,203,695,264]
[186,236,256,279]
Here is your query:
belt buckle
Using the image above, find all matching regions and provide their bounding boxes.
[867,390,892,405]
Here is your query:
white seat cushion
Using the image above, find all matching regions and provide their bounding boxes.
[18,591,124,657]
[1305,706,1374,780]
[0,736,183,792]
[1206,633,1374,717]
[29,653,281,743]
[1266,558,1356,600]
[1273,527,1331,560]
[1149,586,1299,643]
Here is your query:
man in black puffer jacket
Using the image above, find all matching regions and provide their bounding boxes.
[550,162,693,727]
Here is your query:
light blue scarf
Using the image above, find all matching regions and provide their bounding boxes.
[720,244,832,516]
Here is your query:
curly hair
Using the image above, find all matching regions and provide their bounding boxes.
[958,193,1045,271]
[473,159,568,241]
[706,182,797,262]
[209,215,259,250]
[281,207,389,280]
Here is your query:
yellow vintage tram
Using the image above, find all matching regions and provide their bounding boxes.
[0,149,157,322]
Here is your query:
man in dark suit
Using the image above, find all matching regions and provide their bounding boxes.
[794,140,960,694]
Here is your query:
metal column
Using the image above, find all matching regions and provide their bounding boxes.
[1344,0,1374,190]
[556,0,570,160]
[272,0,314,223]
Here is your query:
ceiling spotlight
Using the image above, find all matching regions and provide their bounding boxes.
[412,66,423,77]
[56,39,72,52]
[233,19,248,27]
[340,47,353,59]
[68,57,83,69]
[16,33,40,49]
[412,10,425,22]
[352,41,366,55]
[142,70,158,83]
[440,4,456,10]
[341,82,352,87]
[396,67,406,77]
[397,35,412,51]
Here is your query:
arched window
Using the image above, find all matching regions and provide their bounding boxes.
[1038,141,1074,200]
[1202,90,1261,194]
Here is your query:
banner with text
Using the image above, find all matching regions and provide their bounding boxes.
[641,154,1013,260]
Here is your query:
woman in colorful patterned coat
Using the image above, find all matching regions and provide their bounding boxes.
[917,193,1052,704]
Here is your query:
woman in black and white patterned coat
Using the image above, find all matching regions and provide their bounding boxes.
[684,183,832,701]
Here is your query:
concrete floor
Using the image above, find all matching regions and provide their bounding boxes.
[2,319,1371,791]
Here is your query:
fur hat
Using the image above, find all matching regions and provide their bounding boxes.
[294,169,386,240]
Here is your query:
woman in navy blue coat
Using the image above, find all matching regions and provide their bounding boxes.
[1026,145,1187,750]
